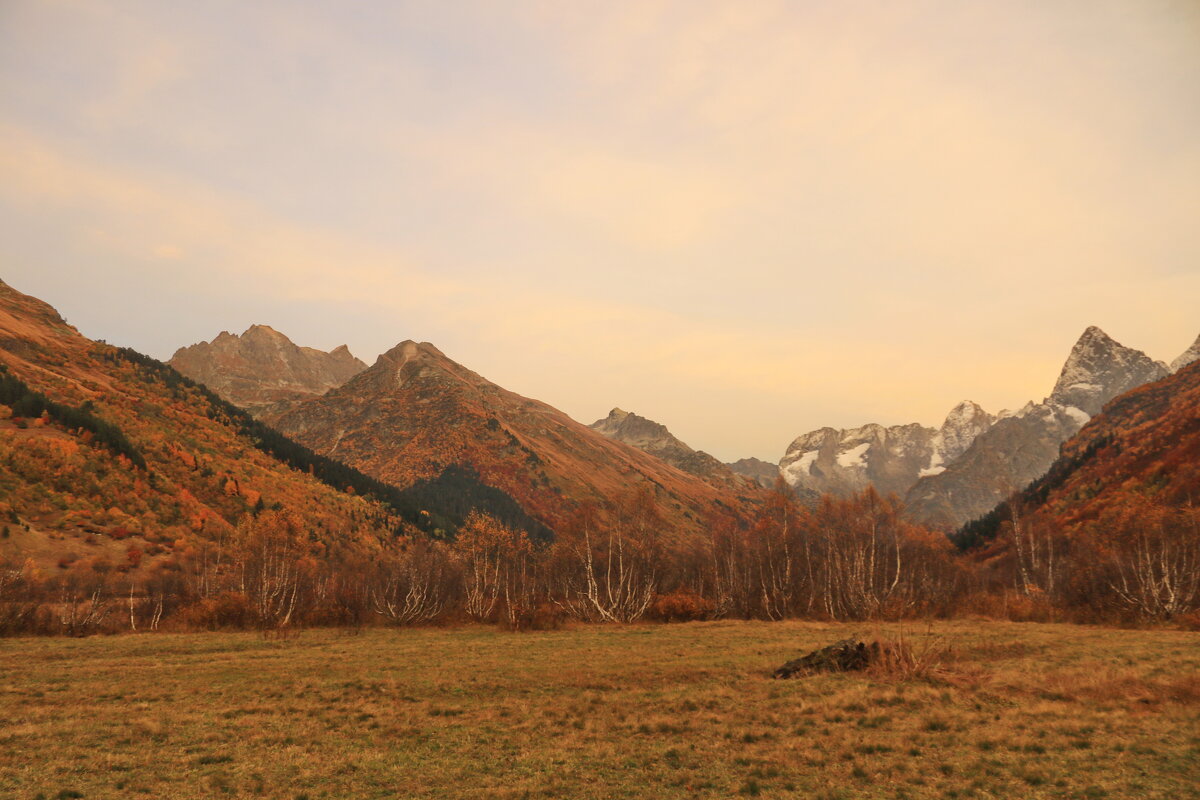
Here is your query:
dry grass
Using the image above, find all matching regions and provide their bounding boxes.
[1,620,1198,799]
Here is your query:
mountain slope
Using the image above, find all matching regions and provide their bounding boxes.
[169,325,366,414]
[265,341,755,537]
[588,408,747,490]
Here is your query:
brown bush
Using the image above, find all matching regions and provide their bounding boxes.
[178,592,254,630]
[125,546,143,569]
[649,590,715,623]
[504,602,566,632]
[958,590,1059,622]
[1174,611,1200,631]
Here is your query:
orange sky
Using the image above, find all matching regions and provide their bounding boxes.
[2,1,1198,460]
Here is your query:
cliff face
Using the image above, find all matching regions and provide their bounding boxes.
[169,325,366,414]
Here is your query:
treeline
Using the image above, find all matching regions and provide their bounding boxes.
[5,485,1192,637]
[0,365,146,469]
[107,347,549,540]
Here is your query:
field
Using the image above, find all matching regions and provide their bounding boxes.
[2,621,1198,799]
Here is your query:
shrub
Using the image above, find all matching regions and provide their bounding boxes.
[649,590,715,623]
[504,602,566,632]
[178,592,254,630]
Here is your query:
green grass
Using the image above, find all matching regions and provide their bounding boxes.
[1,620,1197,799]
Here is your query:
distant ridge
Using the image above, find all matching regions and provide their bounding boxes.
[588,407,750,491]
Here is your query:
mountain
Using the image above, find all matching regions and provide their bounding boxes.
[906,327,1171,529]
[169,325,367,414]
[905,403,1089,530]
[1171,334,1200,373]
[0,279,402,574]
[726,457,780,488]
[957,358,1200,547]
[779,401,993,499]
[264,341,754,537]
[588,408,748,490]
[1047,326,1169,415]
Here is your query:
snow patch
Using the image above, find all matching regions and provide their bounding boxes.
[1063,406,1091,426]
[781,450,820,485]
[919,449,945,478]
[836,442,870,469]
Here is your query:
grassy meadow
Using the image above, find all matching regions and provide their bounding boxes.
[2,620,1197,799]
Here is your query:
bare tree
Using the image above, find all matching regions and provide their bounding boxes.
[372,539,455,625]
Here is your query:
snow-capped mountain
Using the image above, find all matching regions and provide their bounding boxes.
[777,325,1185,528]
[778,401,994,499]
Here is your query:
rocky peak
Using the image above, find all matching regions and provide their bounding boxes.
[905,326,1175,528]
[934,400,994,464]
[590,408,682,452]
[726,457,781,488]
[588,408,749,490]
[169,326,368,415]
[1170,333,1200,373]
[366,340,489,395]
[1049,326,1168,416]
[242,323,287,340]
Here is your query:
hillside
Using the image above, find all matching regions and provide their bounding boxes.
[0,279,415,576]
[265,341,757,538]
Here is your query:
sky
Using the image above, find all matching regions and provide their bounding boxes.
[1,1,1198,462]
